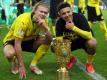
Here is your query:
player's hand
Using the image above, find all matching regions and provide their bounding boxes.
[65,21,74,30]
[36,17,49,31]
[46,31,52,38]
[19,66,26,80]
[45,31,53,43]
[37,17,46,26]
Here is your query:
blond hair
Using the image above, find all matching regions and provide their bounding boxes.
[32,1,49,15]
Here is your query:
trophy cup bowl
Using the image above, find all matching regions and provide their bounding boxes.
[53,39,71,80]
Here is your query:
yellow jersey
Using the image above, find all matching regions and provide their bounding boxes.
[79,0,85,8]
[88,0,100,7]
[64,0,85,9]
[3,12,51,43]
[64,0,74,5]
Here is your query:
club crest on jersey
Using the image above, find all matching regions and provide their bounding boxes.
[18,29,24,36]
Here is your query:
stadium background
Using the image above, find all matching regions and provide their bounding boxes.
[0,0,107,80]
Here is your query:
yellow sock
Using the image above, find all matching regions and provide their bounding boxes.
[87,54,95,63]
[12,56,16,62]
[52,26,56,37]
[88,21,92,28]
[9,56,16,63]
[30,44,50,66]
[99,21,107,38]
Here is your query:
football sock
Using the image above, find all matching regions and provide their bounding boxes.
[99,21,107,38]
[8,56,16,62]
[88,21,92,28]
[52,26,56,36]
[87,54,95,63]
[30,44,50,66]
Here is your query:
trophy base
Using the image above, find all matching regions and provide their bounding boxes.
[57,68,70,80]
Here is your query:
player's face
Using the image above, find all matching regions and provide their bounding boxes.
[59,7,73,22]
[34,5,49,19]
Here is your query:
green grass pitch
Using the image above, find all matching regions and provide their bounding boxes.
[0,10,107,80]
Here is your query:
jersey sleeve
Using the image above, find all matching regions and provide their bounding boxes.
[14,21,27,39]
[76,13,91,31]
[73,13,93,39]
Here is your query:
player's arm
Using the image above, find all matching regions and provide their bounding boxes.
[66,22,92,39]
[36,17,50,32]
[72,26,92,39]
[14,38,26,79]
[37,17,53,39]
[13,21,26,79]
[15,38,23,67]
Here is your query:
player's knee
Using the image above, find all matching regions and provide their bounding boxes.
[43,36,52,45]
[87,47,96,55]
[5,51,15,59]
[33,37,52,49]
[86,38,97,55]
[86,38,97,48]
[46,37,52,44]
[45,32,53,44]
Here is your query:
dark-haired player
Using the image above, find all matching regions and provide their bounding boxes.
[55,2,97,73]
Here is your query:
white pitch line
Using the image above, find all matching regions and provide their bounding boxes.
[76,59,106,80]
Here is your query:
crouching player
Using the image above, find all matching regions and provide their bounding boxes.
[3,2,52,79]
[54,2,97,73]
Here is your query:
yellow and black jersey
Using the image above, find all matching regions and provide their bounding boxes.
[78,0,86,13]
[64,0,85,7]
[64,0,74,5]
[87,5,103,21]
[79,0,85,9]
[87,0,103,21]
[56,13,93,41]
[3,12,51,43]
[88,0,100,7]
[64,0,85,14]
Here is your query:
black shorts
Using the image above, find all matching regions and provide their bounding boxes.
[87,5,104,22]
[71,38,87,52]
[4,39,36,53]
